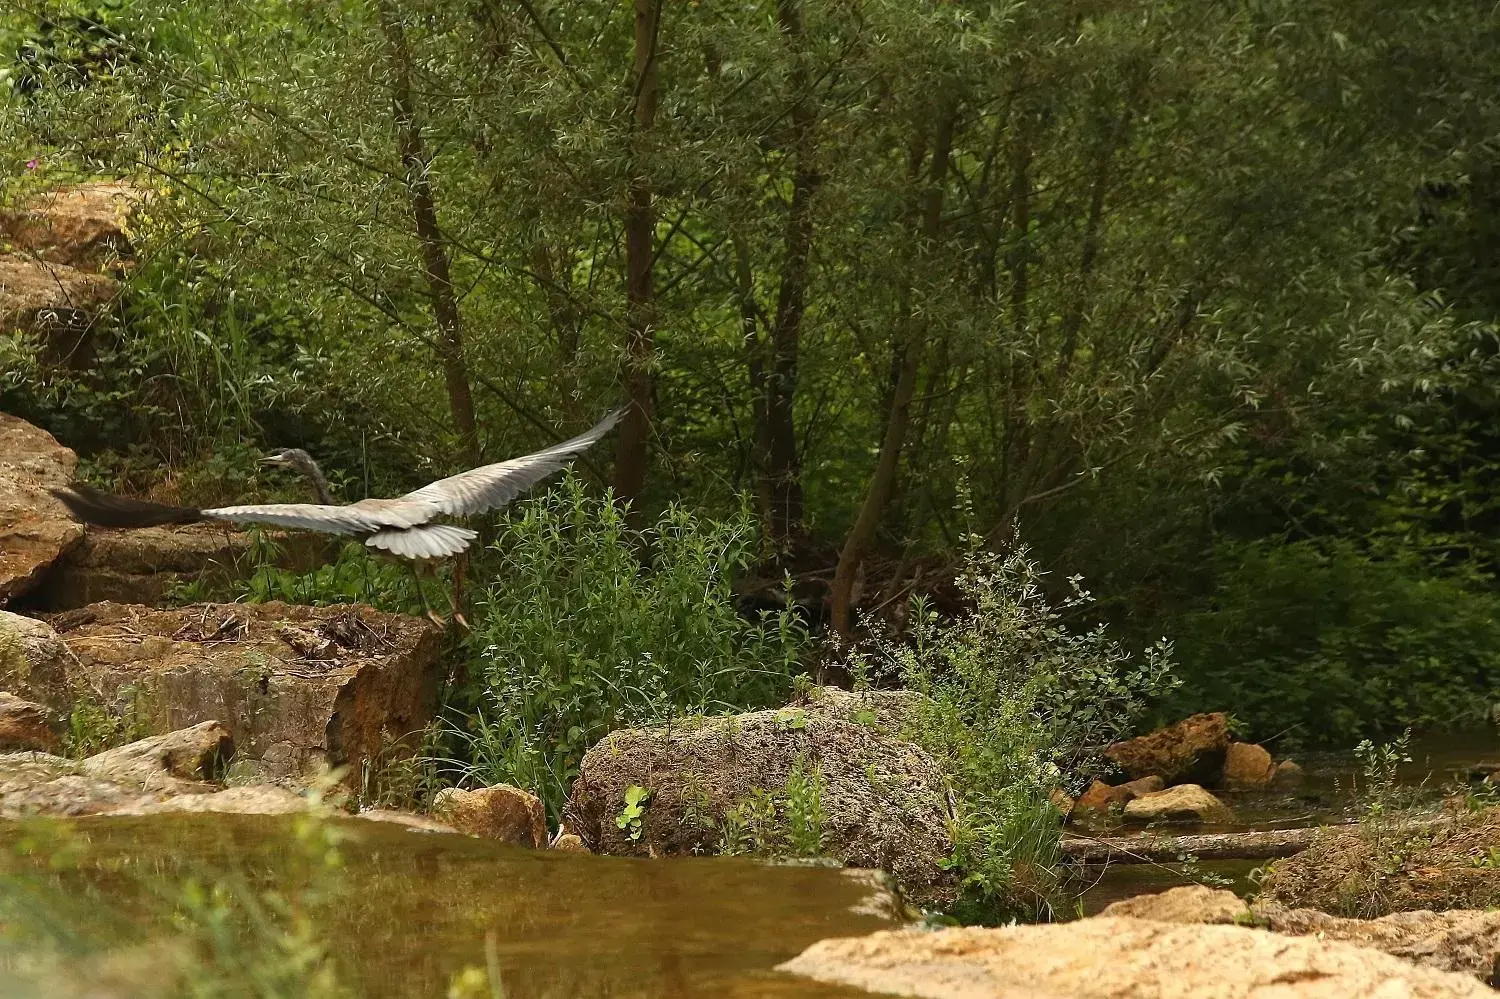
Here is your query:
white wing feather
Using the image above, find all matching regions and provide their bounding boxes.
[200,503,386,535]
[399,409,622,518]
[365,524,478,559]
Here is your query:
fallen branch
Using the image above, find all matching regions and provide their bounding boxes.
[1062,816,1451,865]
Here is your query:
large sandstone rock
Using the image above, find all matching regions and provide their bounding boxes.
[779,918,1493,998]
[0,610,74,706]
[1103,886,1500,986]
[793,685,931,737]
[1222,741,1276,789]
[1123,784,1234,825]
[0,413,84,603]
[6,601,441,789]
[0,182,143,270]
[1072,775,1164,820]
[0,691,61,752]
[564,706,959,907]
[1106,712,1230,785]
[431,784,547,847]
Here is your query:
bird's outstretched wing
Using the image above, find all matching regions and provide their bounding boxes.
[197,502,416,535]
[398,408,623,517]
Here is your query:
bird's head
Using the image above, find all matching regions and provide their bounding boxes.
[260,448,317,473]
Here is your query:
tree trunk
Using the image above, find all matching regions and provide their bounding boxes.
[377,2,479,466]
[829,104,957,641]
[757,0,818,553]
[612,0,662,507]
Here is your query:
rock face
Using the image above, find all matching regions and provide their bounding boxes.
[0,691,60,752]
[3,602,442,789]
[80,720,233,791]
[564,706,959,907]
[35,524,260,610]
[1106,712,1229,785]
[1123,784,1234,825]
[431,785,547,848]
[0,257,119,365]
[792,685,931,737]
[1259,806,1500,917]
[0,610,74,706]
[1102,886,1500,987]
[1222,741,1276,789]
[778,918,1494,998]
[0,183,143,270]
[0,414,85,604]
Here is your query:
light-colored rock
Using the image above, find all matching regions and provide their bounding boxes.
[778,918,1495,998]
[1123,784,1234,825]
[80,720,233,791]
[564,706,959,908]
[0,182,143,270]
[550,832,590,853]
[431,784,547,848]
[1222,741,1276,789]
[118,784,309,816]
[1100,885,1251,924]
[38,601,443,789]
[0,413,85,602]
[0,691,60,751]
[1106,712,1229,785]
[1048,788,1074,817]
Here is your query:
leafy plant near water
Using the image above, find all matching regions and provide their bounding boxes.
[451,477,807,820]
[838,542,1179,923]
[714,757,827,859]
[615,785,650,842]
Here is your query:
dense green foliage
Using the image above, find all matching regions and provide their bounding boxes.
[453,478,805,816]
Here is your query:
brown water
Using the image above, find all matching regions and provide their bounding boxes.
[0,813,902,998]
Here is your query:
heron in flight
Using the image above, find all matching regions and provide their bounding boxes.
[49,409,622,626]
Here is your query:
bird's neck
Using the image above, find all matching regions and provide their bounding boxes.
[302,463,334,505]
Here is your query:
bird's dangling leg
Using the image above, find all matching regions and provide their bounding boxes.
[447,551,471,631]
[404,559,447,629]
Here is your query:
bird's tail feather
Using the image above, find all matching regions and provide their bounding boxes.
[49,483,204,529]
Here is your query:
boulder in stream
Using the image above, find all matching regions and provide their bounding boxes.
[1122,783,1234,825]
[1105,711,1229,786]
[1222,741,1276,789]
[564,704,959,908]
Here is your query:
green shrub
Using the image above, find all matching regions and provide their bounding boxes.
[1168,539,1500,745]
[454,476,807,819]
[840,543,1178,922]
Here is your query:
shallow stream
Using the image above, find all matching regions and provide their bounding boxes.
[0,813,899,998]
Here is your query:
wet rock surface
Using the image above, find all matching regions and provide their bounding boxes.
[0,413,85,603]
[4,601,442,787]
[564,704,959,907]
[779,916,1494,998]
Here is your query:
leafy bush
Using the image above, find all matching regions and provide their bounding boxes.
[453,477,807,818]
[839,543,1178,922]
[1169,539,1500,745]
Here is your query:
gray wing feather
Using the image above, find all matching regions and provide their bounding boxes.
[200,502,427,535]
[399,409,623,518]
[365,524,478,559]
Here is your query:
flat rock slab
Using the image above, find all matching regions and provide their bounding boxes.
[13,601,442,788]
[779,918,1495,998]
[0,413,84,603]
